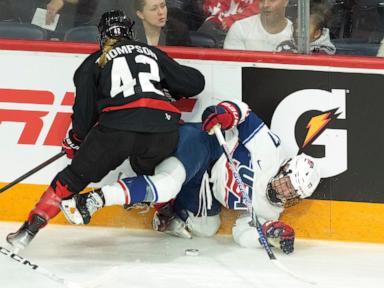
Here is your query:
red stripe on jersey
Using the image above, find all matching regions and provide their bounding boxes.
[172,98,197,112]
[102,98,181,114]
[118,180,130,205]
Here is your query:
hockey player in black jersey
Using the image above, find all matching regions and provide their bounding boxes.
[6,9,205,250]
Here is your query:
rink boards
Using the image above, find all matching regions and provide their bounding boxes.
[1,183,384,243]
[1,40,384,243]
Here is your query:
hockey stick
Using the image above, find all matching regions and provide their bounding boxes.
[0,245,84,288]
[213,126,316,285]
[0,151,65,193]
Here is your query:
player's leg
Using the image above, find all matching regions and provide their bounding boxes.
[61,124,210,225]
[6,167,88,250]
[76,130,181,221]
[7,127,132,249]
[152,201,193,239]
[129,130,179,175]
[152,123,223,238]
[64,156,186,224]
[185,211,221,237]
[152,199,221,239]
[61,155,187,225]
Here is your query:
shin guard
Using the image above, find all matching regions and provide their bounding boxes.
[28,181,74,224]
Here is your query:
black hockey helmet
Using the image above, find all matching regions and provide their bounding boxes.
[98,10,135,46]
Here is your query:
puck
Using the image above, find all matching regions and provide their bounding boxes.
[185,248,200,256]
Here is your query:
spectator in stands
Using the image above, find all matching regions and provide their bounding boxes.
[223,0,293,52]
[46,0,78,24]
[276,1,336,55]
[134,0,191,46]
[15,0,78,40]
[46,0,135,27]
[134,0,167,45]
[198,0,260,48]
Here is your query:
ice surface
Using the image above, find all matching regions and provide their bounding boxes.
[0,221,383,288]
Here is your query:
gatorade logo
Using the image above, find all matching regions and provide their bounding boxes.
[271,89,348,178]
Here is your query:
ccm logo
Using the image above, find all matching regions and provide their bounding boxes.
[0,246,38,270]
[0,88,197,147]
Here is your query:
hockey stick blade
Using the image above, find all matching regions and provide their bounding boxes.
[213,126,316,285]
[0,245,84,288]
[0,151,65,193]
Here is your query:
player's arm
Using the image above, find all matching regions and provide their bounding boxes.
[71,55,99,140]
[201,99,250,133]
[156,50,205,99]
[232,213,295,254]
[62,55,98,159]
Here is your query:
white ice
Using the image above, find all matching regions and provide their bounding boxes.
[0,221,383,288]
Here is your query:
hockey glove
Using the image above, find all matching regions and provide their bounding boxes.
[261,220,295,254]
[62,129,82,159]
[202,101,240,134]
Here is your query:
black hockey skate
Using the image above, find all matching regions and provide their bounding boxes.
[152,203,192,239]
[60,190,105,225]
[6,214,46,250]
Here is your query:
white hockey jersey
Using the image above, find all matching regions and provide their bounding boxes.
[209,104,289,247]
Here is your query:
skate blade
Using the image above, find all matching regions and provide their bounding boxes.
[165,229,192,239]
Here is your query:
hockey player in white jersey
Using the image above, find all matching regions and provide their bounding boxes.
[61,100,321,254]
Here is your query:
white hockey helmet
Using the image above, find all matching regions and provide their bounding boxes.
[267,154,321,208]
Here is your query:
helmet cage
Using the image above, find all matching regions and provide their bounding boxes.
[266,162,302,208]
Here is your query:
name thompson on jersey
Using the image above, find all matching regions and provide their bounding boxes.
[101,44,159,61]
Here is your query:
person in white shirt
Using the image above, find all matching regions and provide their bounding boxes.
[224,0,293,52]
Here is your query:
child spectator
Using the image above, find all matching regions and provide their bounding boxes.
[276,2,336,55]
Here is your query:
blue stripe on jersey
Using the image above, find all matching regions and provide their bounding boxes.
[238,112,265,145]
[144,175,158,202]
[121,176,148,203]
[243,123,265,145]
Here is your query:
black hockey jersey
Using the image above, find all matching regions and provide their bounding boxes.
[71,40,205,139]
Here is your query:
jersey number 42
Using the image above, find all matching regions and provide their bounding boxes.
[110,55,164,98]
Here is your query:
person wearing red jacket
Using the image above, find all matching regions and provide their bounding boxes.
[198,0,260,47]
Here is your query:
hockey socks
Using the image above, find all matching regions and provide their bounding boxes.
[102,176,158,206]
